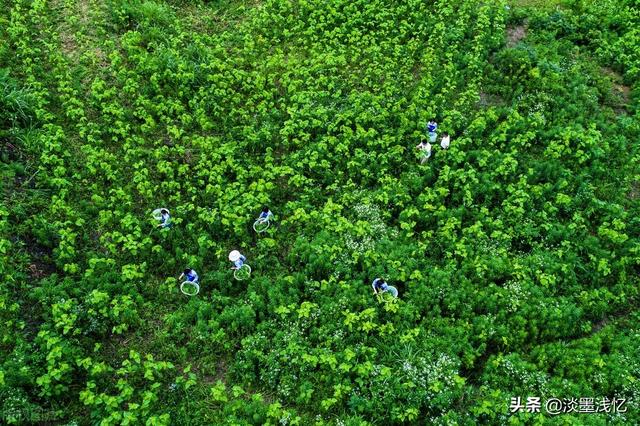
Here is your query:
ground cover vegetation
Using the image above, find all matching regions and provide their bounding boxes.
[1,0,639,424]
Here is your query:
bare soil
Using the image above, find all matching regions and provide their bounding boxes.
[506,23,527,47]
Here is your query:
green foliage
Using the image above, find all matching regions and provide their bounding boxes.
[0,0,638,424]
[0,68,36,130]
[79,350,174,424]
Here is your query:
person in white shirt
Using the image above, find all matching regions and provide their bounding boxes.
[229,250,247,270]
[416,141,432,164]
[440,133,450,150]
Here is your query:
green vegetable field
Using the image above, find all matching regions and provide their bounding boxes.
[1,0,639,424]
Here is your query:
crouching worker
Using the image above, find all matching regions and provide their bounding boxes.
[372,277,398,298]
[179,268,199,283]
[258,206,273,221]
[427,119,438,143]
[416,140,432,164]
[157,208,172,228]
[229,250,246,270]
[440,133,450,150]
[253,206,274,233]
[178,268,199,295]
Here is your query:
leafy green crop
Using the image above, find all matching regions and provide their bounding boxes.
[1,0,639,424]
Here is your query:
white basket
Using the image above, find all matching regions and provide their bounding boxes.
[253,218,270,233]
[233,264,251,281]
[180,281,200,296]
[152,208,169,220]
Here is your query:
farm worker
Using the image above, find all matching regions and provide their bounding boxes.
[258,206,273,221]
[179,268,199,283]
[440,133,450,150]
[157,208,171,228]
[427,119,438,143]
[229,250,246,270]
[372,277,398,298]
[416,141,432,164]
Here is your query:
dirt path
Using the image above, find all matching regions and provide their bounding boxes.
[506,22,527,48]
[601,67,632,115]
[50,0,108,67]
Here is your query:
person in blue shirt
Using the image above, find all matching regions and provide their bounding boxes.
[179,268,198,283]
[229,250,246,270]
[157,208,171,228]
[372,277,398,298]
[427,119,438,143]
[258,206,273,221]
